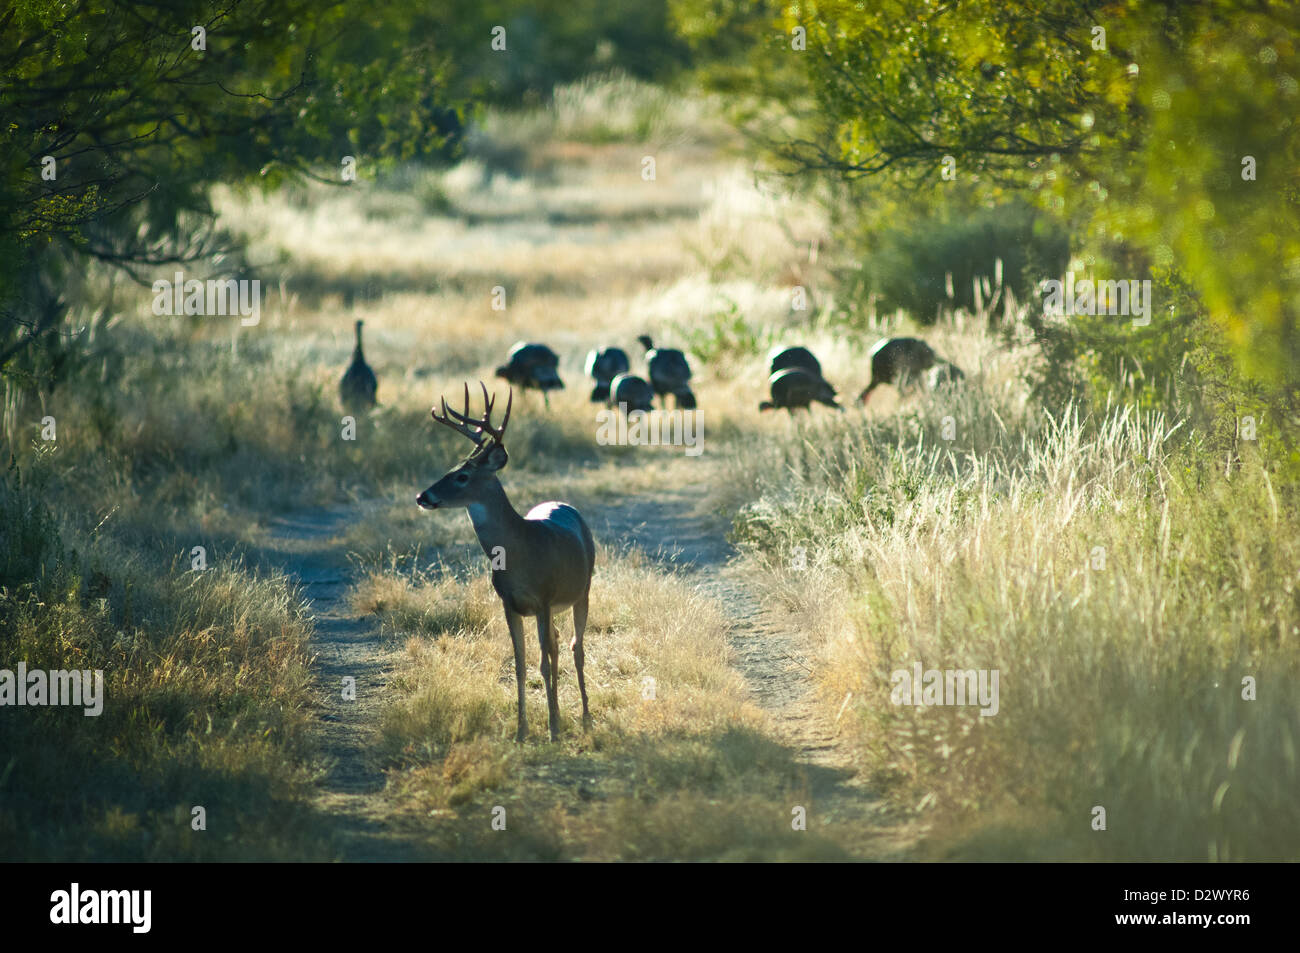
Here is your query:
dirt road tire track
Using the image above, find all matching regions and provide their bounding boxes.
[265,466,910,859]
[592,472,909,855]
[265,504,435,861]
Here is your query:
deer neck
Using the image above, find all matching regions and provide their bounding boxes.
[465,477,527,559]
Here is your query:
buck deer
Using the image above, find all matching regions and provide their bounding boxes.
[416,383,596,742]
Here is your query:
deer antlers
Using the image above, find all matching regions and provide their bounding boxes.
[431,382,513,447]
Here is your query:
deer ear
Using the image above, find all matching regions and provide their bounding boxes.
[482,444,508,472]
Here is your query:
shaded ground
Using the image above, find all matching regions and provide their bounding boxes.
[264,502,437,861]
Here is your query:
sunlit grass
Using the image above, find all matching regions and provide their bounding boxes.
[726,348,1300,860]
[6,70,1291,863]
[353,546,872,859]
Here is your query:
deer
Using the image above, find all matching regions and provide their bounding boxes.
[416,383,596,742]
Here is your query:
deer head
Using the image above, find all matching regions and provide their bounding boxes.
[417,382,513,510]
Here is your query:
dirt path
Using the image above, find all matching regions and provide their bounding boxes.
[590,464,908,854]
[262,464,904,859]
[264,503,435,861]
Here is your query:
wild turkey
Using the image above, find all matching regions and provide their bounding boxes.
[608,373,655,414]
[760,367,841,413]
[767,345,840,409]
[768,345,823,379]
[637,334,695,409]
[495,341,564,407]
[925,360,966,390]
[339,319,378,413]
[858,337,957,405]
[584,346,630,402]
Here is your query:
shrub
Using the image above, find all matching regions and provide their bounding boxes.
[842,202,1069,325]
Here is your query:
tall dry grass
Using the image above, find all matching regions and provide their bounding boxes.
[0,455,326,859]
[347,546,869,860]
[727,312,1300,860]
[12,68,1288,863]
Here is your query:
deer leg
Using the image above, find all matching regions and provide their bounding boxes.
[537,608,561,741]
[506,609,528,742]
[571,591,591,730]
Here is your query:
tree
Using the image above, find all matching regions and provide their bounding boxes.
[675,0,1300,437]
[0,0,468,387]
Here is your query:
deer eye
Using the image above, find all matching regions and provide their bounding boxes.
[455,472,470,484]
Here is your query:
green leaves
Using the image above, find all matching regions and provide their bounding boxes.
[682,0,1300,445]
[0,0,471,385]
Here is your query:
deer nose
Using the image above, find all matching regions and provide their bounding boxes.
[416,491,439,510]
